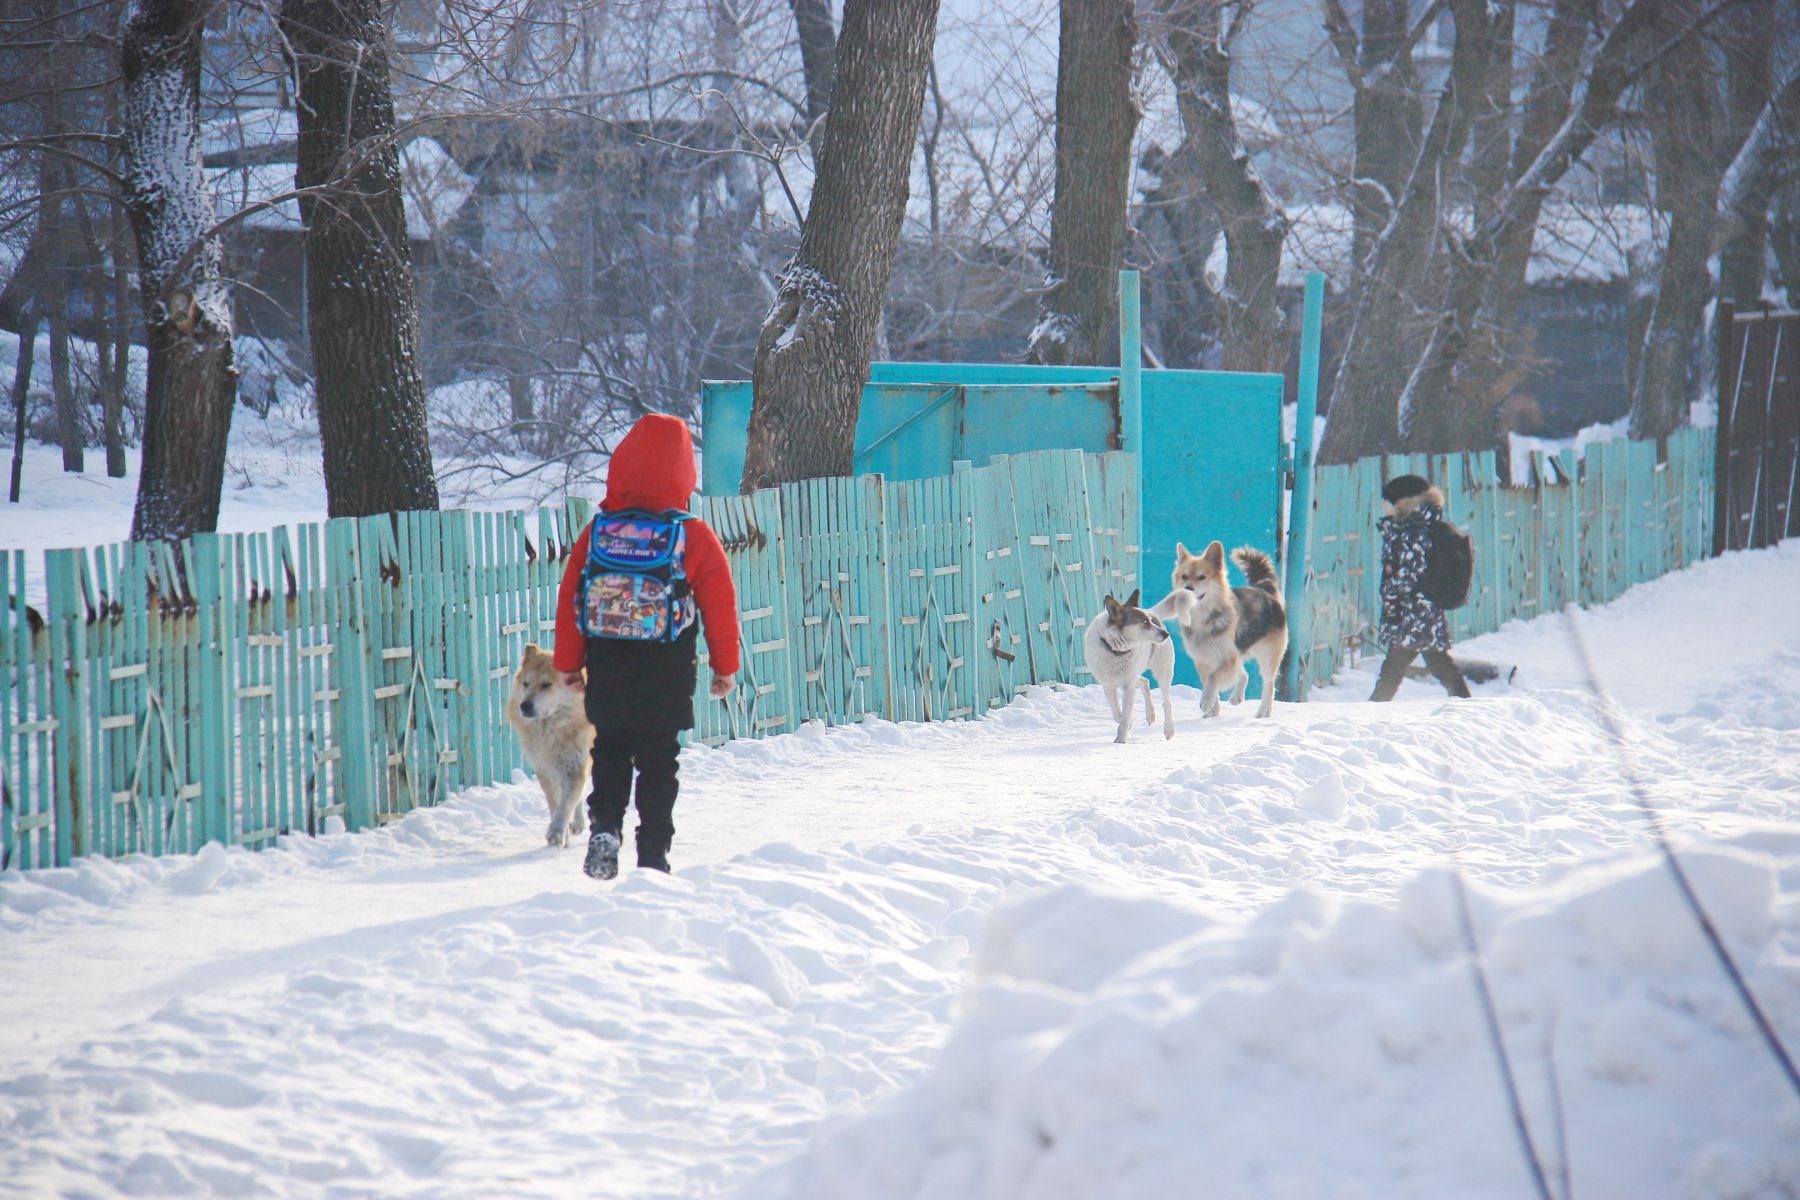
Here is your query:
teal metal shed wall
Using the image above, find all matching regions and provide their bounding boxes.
[699,362,1287,689]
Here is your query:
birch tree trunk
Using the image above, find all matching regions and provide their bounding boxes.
[1026,0,1139,367]
[120,0,239,542]
[739,0,939,491]
[1149,0,1286,374]
[283,0,439,517]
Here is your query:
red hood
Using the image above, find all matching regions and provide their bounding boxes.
[603,414,698,512]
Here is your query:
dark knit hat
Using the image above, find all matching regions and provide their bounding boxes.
[1381,474,1432,504]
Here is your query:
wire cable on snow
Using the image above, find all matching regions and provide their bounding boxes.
[1562,603,1800,1104]
[1433,731,1558,1200]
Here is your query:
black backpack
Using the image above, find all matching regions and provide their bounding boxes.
[1419,520,1474,610]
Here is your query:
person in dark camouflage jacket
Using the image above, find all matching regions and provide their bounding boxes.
[1370,474,1471,702]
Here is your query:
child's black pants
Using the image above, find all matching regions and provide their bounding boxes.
[1370,646,1471,701]
[587,729,681,861]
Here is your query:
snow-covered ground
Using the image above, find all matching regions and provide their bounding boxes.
[2,531,1797,1197]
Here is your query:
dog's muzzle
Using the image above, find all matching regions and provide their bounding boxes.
[519,699,537,719]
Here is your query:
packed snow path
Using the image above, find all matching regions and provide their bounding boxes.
[2,545,1798,1198]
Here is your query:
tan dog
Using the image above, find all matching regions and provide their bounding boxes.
[1153,541,1288,719]
[504,643,595,847]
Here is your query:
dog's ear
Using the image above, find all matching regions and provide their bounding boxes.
[1103,593,1120,616]
[1174,541,1190,561]
[1125,588,1141,608]
[1203,541,1225,567]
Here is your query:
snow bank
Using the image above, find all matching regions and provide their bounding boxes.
[1,529,1796,1199]
[744,837,1800,1200]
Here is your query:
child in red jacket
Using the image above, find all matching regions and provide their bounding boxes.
[554,414,739,879]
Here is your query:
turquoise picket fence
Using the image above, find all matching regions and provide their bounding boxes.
[1295,428,1716,692]
[0,449,1137,870]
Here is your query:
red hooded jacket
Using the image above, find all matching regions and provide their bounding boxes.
[553,414,740,678]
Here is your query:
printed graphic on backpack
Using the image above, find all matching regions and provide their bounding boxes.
[577,511,696,642]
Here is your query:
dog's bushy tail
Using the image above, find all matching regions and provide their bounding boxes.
[1232,546,1279,595]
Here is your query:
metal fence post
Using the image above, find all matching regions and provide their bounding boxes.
[1282,271,1325,700]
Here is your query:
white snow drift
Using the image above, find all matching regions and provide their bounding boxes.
[1,545,1797,1199]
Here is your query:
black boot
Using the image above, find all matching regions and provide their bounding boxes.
[583,830,620,880]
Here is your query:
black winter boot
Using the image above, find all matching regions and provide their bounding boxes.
[583,830,621,880]
[637,835,670,873]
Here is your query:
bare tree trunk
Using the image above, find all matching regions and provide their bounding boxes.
[1395,0,1665,457]
[1321,0,1426,283]
[1466,0,1516,230]
[8,311,36,504]
[1718,49,1800,291]
[120,0,239,541]
[45,217,82,474]
[1631,14,1726,442]
[1026,0,1139,367]
[1317,0,1497,464]
[105,102,132,479]
[1137,141,1221,369]
[740,0,939,491]
[1431,0,1587,443]
[283,0,439,517]
[788,0,836,132]
[72,170,132,480]
[1717,1,1776,307]
[1149,0,1286,374]
[39,150,84,474]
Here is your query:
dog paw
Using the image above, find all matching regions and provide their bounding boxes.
[545,820,570,848]
[1164,725,1175,740]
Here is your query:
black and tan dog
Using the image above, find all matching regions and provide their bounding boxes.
[1153,541,1288,719]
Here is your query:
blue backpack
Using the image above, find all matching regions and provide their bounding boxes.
[575,509,696,642]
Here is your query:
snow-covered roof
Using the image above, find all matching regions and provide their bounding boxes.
[208,137,476,241]
[202,107,297,159]
[1206,202,1660,291]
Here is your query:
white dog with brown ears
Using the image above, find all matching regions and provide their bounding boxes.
[1082,589,1177,743]
[504,643,596,847]
[1154,541,1288,719]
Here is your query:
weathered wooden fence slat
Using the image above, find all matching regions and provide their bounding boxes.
[2,450,1138,868]
[1294,431,1719,692]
